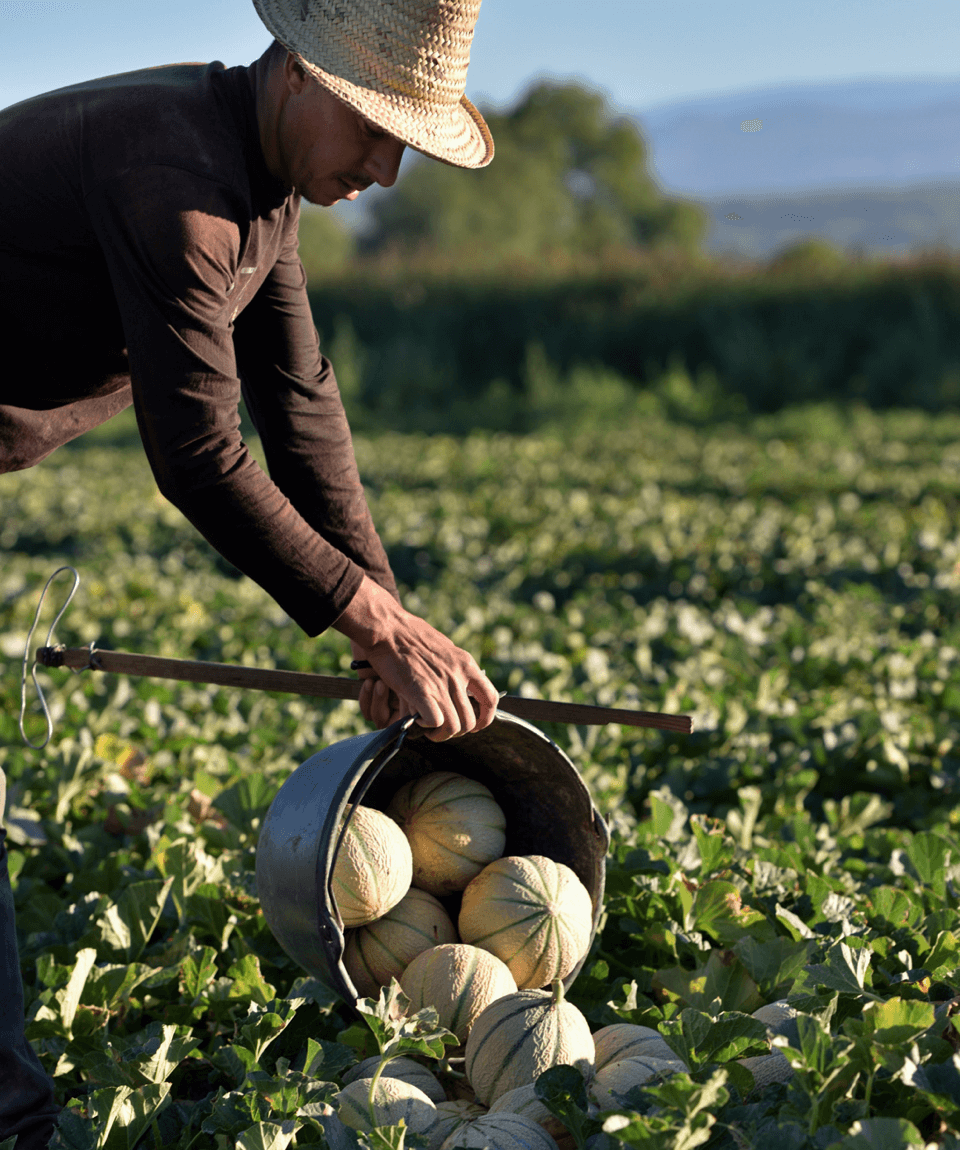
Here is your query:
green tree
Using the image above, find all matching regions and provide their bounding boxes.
[363,81,707,264]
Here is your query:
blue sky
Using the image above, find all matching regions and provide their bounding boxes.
[1,0,958,115]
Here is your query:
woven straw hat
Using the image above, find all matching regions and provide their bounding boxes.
[252,0,494,169]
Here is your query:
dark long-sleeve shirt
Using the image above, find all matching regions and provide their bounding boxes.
[0,60,398,636]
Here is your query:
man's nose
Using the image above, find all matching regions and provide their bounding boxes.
[364,137,406,188]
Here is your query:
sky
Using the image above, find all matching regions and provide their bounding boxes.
[1,0,958,118]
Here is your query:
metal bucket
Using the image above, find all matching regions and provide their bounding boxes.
[255,711,610,1007]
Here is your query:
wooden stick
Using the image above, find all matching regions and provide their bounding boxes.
[36,646,692,733]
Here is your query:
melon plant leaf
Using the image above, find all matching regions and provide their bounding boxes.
[922,930,960,976]
[235,1119,300,1150]
[355,980,457,1058]
[95,877,174,963]
[862,997,935,1046]
[733,936,812,999]
[655,950,763,1014]
[906,833,951,898]
[902,1052,960,1117]
[226,955,277,1007]
[534,1065,598,1150]
[691,881,771,945]
[658,1009,767,1071]
[802,939,877,998]
[214,775,276,829]
[301,1036,358,1082]
[55,948,97,1036]
[830,1116,926,1148]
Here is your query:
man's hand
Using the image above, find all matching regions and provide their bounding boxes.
[336,578,498,741]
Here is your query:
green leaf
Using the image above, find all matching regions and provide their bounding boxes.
[239,999,300,1063]
[690,816,734,877]
[180,946,219,1000]
[803,939,877,998]
[82,963,154,1012]
[301,1037,357,1082]
[226,955,277,1008]
[830,1117,926,1148]
[655,950,763,1014]
[152,835,224,923]
[534,1066,597,1150]
[734,936,812,998]
[235,1121,300,1150]
[922,930,960,977]
[55,948,97,1036]
[658,1009,767,1071]
[862,998,935,1046]
[355,980,457,1059]
[95,878,174,963]
[906,832,951,897]
[690,881,770,944]
[214,775,276,830]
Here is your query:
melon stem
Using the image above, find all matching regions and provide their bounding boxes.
[552,978,565,1006]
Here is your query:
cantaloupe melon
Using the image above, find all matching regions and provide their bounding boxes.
[428,1101,487,1150]
[589,1055,687,1109]
[592,1023,680,1072]
[737,1052,794,1091]
[400,943,518,1044]
[387,771,507,895]
[458,855,593,989]
[335,1076,437,1134]
[344,887,457,997]
[464,979,595,1107]
[489,1083,574,1150]
[342,1055,446,1103]
[440,1113,559,1150]
[331,804,413,928]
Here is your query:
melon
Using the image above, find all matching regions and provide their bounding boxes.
[427,1101,487,1150]
[400,943,518,1044]
[458,855,593,989]
[737,1052,794,1091]
[342,1055,446,1103]
[589,1055,687,1109]
[440,1113,559,1150]
[335,1076,437,1134]
[344,887,457,997]
[464,979,595,1107]
[387,771,507,895]
[489,1083,574,1150]
[592,1023,681,1072]
[331,804,413,928]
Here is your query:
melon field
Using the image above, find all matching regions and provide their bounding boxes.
[4,396,960,1148]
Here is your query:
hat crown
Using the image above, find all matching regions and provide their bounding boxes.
[289,0,479,105]
[253,0,493,168]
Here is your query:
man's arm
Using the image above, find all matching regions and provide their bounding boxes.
[87,167,498,737]
[231,225,399,604]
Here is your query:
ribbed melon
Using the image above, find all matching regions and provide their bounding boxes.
[464,979,595,1107]
[335,1076,437,1134]
[387,771,507,896]
[458,855,593,989]
[428,1101,487,1150]
[344,887,457,997]
[489,1083,574,1150]
[331,804,413,928]
[589,1055,687,1109]
[737,1052,794,1091]
[592,1023,679,1072]
[400,943,518,1044]
[342,1055,446,1103]
[440,1113,559,1150]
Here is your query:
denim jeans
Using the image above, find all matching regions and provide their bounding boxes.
[0,826,61,1149]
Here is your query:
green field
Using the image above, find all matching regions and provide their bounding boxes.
[4,399,960,1147]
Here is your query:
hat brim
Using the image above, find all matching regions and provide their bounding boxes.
[296,54,494,170]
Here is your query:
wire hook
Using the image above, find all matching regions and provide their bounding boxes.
[19,565,82,750]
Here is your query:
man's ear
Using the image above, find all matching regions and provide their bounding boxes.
[284,51,309,94]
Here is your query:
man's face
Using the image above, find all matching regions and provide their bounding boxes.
[276,67,406,207]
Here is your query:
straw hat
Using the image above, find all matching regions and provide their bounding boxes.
[252,0,494,169]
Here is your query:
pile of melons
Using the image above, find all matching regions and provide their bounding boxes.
[330,772,793,1147]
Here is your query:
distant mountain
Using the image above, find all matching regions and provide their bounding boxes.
[634,75,960,197]
[632,75,960,258]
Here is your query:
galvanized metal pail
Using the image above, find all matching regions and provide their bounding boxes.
[255,711,610,1007]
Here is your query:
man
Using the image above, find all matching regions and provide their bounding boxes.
[0,1,498,1143]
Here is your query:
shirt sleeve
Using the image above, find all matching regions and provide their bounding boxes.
[85,165,391,636]
[232,219,400,604]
